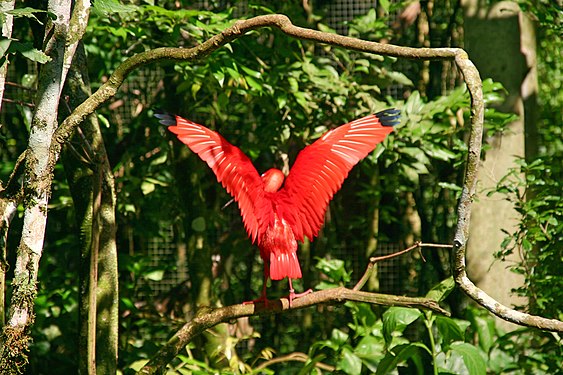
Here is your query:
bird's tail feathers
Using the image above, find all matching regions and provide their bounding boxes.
[375,108,401,127]
[270,251,302,281]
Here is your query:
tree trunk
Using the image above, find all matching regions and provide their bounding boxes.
[0,0,15,113]
[62,43,118,375]
[0,0,16,331]
[0,1,92,372]
[463,0,537,330]
[0,2,73,371]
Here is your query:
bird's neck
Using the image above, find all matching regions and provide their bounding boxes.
[263,169,285,193]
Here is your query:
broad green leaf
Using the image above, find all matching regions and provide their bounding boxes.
[239,64,262,79]
[315,257,351,284]
[213,69,225,87]
[11,42,51,63]
[354,335,385,357]
[450,342,487,375]
[331,328,349,346]
[382,307,422,345]
[404,91,424,114]
[338,347,362,375]
[467,311,496,353]
[435,316,465,346]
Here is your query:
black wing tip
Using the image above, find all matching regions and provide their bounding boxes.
[375,108,401,127]
[153,110,177,126]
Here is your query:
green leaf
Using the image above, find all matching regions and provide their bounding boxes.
[382,307,422,345]
[425,143,457,161]
[298,354,328,375]
[354,335,385,357]
[331,328,349,346]
[425,277,455,302]
[144,270,164,281]
[466,310,496,353]
[7,7,57,24]
[376,343,430,375]
[315,257,351,284]
[239,64,262,79]
[245,75,263,92]
[449,342,487,375]
[10,42,51,64]
[435,316,465,346]
[338,347,362,375]
[386,71,413,86]
[127,359,150,371]
[140,180,155,195]
[93,0,137,16]
[0,37,12,57]
[438,182,462,192]
[379,0,391,13]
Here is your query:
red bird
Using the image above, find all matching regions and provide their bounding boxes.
[157,109,400,305]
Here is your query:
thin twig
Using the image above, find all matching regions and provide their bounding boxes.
[354,242,453,291]
[254,351,335,372]
[1,97,35,108]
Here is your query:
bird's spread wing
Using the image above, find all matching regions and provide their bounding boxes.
[277,109,400,242]
[157,114,271,243]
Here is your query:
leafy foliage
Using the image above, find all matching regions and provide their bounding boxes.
[492,157,563,319]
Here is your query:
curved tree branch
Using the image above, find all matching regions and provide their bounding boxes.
[39,15,561,373]
[451,56,563,332]
[137,287,448,375]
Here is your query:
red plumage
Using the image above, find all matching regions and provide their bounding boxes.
[158,109,400,304]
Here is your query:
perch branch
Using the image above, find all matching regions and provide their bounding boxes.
[354,242,453,291]
[137,287,448,375]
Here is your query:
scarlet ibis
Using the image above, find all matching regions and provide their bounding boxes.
[157,109,400,305]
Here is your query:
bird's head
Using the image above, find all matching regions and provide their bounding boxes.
[261,168,285,193]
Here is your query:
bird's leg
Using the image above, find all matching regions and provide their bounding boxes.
[243,262,269,306]
[287,278,312,307]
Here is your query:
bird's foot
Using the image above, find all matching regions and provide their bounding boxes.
[287,288,313,307]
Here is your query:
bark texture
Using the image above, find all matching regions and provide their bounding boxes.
[62,43,118,375]
[463,0,535,331]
